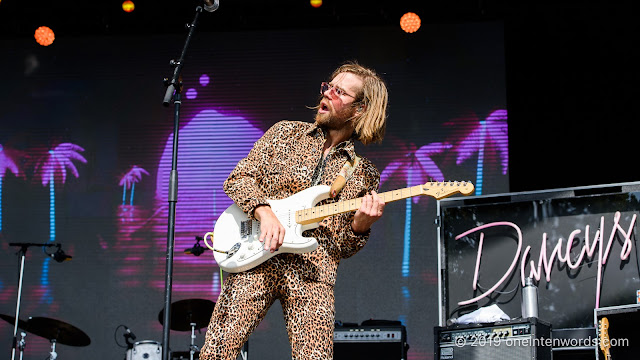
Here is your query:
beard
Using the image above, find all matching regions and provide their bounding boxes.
[314,101,355,130]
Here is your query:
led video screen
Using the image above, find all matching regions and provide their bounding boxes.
[0,22,507,359]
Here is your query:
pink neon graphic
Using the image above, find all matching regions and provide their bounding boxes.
[199,74,210,86]
[380,141,451,204]
[33,142,87,304]
[454,222,523,305]
[456,109,508,174]
[0,144,20,178]
[118,165,149,206]
[380,140,452,281]
[152,109,263,297]
[456,212,636,308]
[34,143,87,186]
[454,109,508,195]
[520,211,635,308]
[0,144,22,232]
[186,88,198,100]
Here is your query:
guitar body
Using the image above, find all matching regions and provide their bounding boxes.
[212,185,331,273]
[206,180,474,273]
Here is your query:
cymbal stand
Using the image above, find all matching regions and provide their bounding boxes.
[8,242,64,360]
[189,322,198,360]
[9,245,27,360]
[48,339,57,360]
[16,332,26,360]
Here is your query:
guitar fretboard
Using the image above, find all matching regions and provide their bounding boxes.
[295,181,470,225]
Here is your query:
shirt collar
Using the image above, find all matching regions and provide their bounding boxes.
[305,123,357,160]
[305,122,323,136]
[335,139,357,160]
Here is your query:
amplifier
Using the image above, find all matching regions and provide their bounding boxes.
[334,323,408,360]
[435,318,552,360]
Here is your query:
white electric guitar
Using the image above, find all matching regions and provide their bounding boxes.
[204,181,474,273]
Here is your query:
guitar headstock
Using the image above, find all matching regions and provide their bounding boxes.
[599,317,611,359]
[421,181,475,200]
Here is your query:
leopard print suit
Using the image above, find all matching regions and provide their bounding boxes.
[199,120,380,360]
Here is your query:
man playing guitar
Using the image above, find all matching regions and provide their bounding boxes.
[199,62,388,360]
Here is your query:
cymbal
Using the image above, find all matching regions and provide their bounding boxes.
[158,298,215,331]
[24,317,91,347]
[0,314,29,330]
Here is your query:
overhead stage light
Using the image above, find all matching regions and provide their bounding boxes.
[34,26,55,46]
[122,1,135,13]
[400,12,421,33]
[310,0,322,8]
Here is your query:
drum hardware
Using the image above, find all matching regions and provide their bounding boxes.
[1,314,90,359]
[121,325,138,349]
[16,331,26,357]
[49,339,58,360]
[126,340,162,360]
[188,322,199,360]
[158,299,216,360]
[6,242,73,360]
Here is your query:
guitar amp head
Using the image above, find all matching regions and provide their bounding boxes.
[334,321,408,360]
[435,318,551,360]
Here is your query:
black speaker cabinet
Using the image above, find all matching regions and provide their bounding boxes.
[594,304,640,360]
[334,324,408,360]
[435,318,552,360]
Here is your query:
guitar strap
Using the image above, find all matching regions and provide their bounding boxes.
[329,155,361,198]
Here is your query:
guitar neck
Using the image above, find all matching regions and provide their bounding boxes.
[599,317,611,360]
[295,185,426,225]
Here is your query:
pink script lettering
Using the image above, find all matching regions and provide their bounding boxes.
[455,212,636,307]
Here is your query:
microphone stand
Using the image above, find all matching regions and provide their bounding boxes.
[161,5,205,360]
[7,242,60,360]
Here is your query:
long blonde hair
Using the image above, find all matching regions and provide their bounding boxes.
[330,62,388,144]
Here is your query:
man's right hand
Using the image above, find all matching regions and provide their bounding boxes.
[254,205,285,253]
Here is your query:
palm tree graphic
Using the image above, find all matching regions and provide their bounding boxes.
[0,144,21,233]
[34,143,87,303]
[119,165,149,206]
[455,109,508,195]
[380,141,452,280]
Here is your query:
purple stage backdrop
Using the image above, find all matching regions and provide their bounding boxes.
[0,22,507,359]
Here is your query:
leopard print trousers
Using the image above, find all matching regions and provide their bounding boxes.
[199,263,335,360]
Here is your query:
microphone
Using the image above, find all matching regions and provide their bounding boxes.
[124,326,137,341]
[203,0,219,12]
[184,236,206,256]
[49,244,72,263]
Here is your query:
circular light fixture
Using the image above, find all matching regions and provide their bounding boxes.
[310,0,322,8]
[122,1,135,13]
[34,26,55,46]
[400,12,421,33]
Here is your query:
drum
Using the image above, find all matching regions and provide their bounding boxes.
[126,340,162,360]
